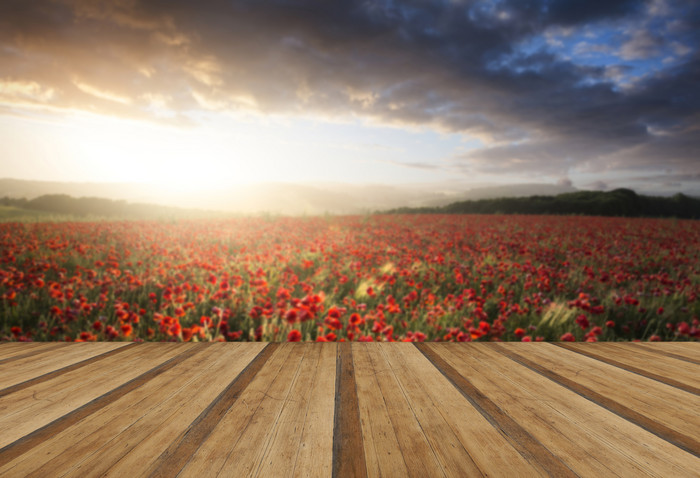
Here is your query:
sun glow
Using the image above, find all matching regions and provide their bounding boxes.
[2,106,465,196]
[43,114,269,190]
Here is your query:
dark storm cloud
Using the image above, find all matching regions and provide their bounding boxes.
[0,0,698,180]
[544,0,642,25]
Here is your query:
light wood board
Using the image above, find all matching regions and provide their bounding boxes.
[0,342,697,477]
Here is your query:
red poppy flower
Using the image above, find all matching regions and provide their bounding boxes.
[560,332,575,342]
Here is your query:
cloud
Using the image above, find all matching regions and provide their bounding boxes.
[383,160,442,171]
[573,41,613,56]
[557,178,573,187]
[603,64,634,82]
[0,79,54,103]
[74,80,132,104]
[648,0,671,17]
[671,41,692,56]
[633,172,700,183]
[540,0,642,26]
[0,0,698,184]
[588,180,609,190]
[620,29,665,60]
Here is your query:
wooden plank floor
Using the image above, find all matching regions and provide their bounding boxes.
[0,342,698,477]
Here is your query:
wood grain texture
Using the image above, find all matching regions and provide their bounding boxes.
[0,342,698,477]
[0,342,132,390]
[0,343,135,399]
[458,343,699,477]
[292,343,337,478]
[419,343,573,477]
[175,343,302,476]
[255,343,336,478]
[70,343,263,477]
[634,343,700,365]
[204,343,309,477]
[0,343,68,363]
[0,343,199,466]
[353,341,409,477]
[333,342,366,478]
[556,342,700,394]
[0,343,221,477]
[356,343,444,478]
[146,342,276,477]
[108,342,267,477]
[493,343,700,457]
[382,344,497,477]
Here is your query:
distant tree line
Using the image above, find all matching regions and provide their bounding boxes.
[0,194,195,219]
[387,189,700,219]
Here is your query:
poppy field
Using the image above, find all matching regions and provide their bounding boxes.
[1,215,698,343]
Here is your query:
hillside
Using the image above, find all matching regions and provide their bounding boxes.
[0,178,578,215]
[2,187,699,220]
[0,194,216,220]
[387,189,700,219]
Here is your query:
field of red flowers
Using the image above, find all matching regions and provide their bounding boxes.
[1,215,698,342]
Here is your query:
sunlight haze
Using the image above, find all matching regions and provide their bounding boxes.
[1,0,699,201]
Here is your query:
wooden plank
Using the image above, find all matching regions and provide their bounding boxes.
[597,343,699,385]
[332,342,366,478]
[493,343,700,457]
[0,342,218,476]
[212,343,310,477]
[361,343,444,478]
[0,343,46,354]
[105,343,267,477]
[0,342,131,389]
[420,344,572,477]
[0,343,201,469]
[0,343,67,362]
[0,343,99,374]
[594,342,700,376]
[652,342,700,358]
[353,342,408,478]
[146,343,277,477]
[254,343,336,478]
[6,343,265,477]
[0,343,135,399]
[443,343,700,477]
[433,344,624,477]
[380,344,492,477]
[634,343,700,365]
[557,343,700,394]
[293,343,337,478]
[0,342,697,477]
[176,343,302,476]
[362,343,548,477]
[0,343,191,450]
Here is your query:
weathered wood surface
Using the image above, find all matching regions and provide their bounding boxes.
[0,342,698,477]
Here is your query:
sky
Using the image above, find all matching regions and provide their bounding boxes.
[0,0,699,195]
